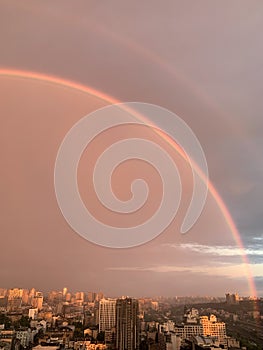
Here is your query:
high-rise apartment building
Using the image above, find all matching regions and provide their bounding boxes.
[225,292,239,304]
[22,289,29,305]
[99,298,116,343]
[87,292,96,303]
[116,297,139,350]
[7,288,23,311]
[8,288,23,300]
[31,292,43,310]
[75,291,84,301]
[99,298,116,333]
[96,292,104,302]
[65,293,71,302]
[62,287,68,298]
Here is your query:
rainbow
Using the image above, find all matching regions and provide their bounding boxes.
[0,68,257,298]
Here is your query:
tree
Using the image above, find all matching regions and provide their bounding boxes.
[20,316,30,328]
[0,313,11,329]
[73,322,84,340]
[97,331,105,342]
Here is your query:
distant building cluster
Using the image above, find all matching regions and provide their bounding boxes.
[225,293,240,305]
[0,287,262,350]
[0,288,44,312]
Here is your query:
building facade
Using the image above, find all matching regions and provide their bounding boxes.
[200,315,226,347]
[116,297,139,350]
[98,298,116,343]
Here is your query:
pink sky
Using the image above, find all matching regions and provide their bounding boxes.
[0,1,262,296]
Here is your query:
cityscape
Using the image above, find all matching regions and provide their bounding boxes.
[1,2,263,350]
[0,287,262,350]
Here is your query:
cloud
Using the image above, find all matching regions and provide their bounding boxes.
[106,262,263,279]
[161,242,263,265]
[107,266,192,273]
[177,243,263,257]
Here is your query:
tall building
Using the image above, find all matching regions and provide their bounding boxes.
[225,292,239,304]
[75,291,85,306]
[87,292,96,303]
[99,298,116,343]
[116,297,139,350]
[28,288,36,305]
[75,291,84,301]
[99,298,116,332]
[31,292,43,310]
[8,288,23,300]
[65,293,71,302]
[22,289,29,305]
[62,287,68,298]
[96,292,104,302]
[7,288,23,311]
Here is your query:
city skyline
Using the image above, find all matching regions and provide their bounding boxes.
[0,287,256,301]
[0,286,261,349]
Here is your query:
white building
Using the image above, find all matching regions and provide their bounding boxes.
[174,324,202,340]
[16,330,32,348]
[98,298,116,333]
[29,308,38,320]
[162,320,175,332]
